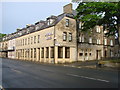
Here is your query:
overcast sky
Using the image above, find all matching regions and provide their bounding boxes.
[0,1,78,34]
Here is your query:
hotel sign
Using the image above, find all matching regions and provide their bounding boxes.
[45,33,53,40]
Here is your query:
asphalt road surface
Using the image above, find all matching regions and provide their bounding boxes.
[1,58,119,88]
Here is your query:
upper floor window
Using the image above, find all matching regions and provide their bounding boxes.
[79,36,82,42]
[31,37,33,44]
[28,38,30,45]
[34,36,36,44]
[96,26,101,33]
[104,38,107,45]
[38,35,40,43]
[21,40,22,46]
[25,38,27,45]
[79,34,84,42]
[110,40,113,46]
[82,35,84,42]
[69,33,72,42]
[23,39,24,46]
[66,19,69,27]
[97,39,101,44]
[63,32,67,41]
[89,37,92,43]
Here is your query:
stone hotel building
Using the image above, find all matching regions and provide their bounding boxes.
[0,3,120,63]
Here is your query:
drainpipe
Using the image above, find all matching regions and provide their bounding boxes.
[53,26,56,64]
[76,19,79,62]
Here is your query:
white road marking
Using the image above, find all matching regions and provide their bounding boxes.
[77,67,82,68]
[11,69,22,74]
[67,73,110,83]
[40,68,54,72]
[64,65,69,67]
[71,65,76,67]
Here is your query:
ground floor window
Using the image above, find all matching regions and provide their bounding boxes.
[46,47,49,58]
[89,53,92,56]
[23,49,25,58]
[28,49,29,58]
[65,47,70,58]
[104,50,107,57]
[58,47,63,58]
[79,53,83,56]
[85,53,87,56]
[31,49,33,58]
[34,48,36,58]
[110,50,113,57]
[41,48,44,58]
[38,48,40,60]
[51,47,54,58]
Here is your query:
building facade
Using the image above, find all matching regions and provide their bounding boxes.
[0,41,8,58]
[15,14,77,64]
[8,38,15,59]
[0,3,119,63]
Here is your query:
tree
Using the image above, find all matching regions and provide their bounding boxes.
[0,33,6,41]
[0,33,6,38]
[75,2,120,40]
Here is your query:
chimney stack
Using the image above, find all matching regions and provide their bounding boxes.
[63,3,73,14]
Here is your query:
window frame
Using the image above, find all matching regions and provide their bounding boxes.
[46,47,49,58]
[63,32,67,41]
[34,36,36,44]
[51,47,54,58]
[89,37,92,43]
[110,39,113,46]
[41,48,44,58]
[66,19,69,27]
[58,47,63,58]
[38,35,40,43]
[69,33,72,42]
[65,47,70,58]
[104,38,107,45]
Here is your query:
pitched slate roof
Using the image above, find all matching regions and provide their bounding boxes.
[1,12,75,41]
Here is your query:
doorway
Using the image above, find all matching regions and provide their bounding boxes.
[96,50,101,60]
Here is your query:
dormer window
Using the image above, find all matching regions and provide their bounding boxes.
[47,19,54,26]
[49,19,53,24]
[35,26,40,30]
[66,19,69,27]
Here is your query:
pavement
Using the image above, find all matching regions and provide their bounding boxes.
[1,58,119,88]
[61,60,120,71]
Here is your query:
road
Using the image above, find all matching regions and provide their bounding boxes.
[1,58,119,88]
